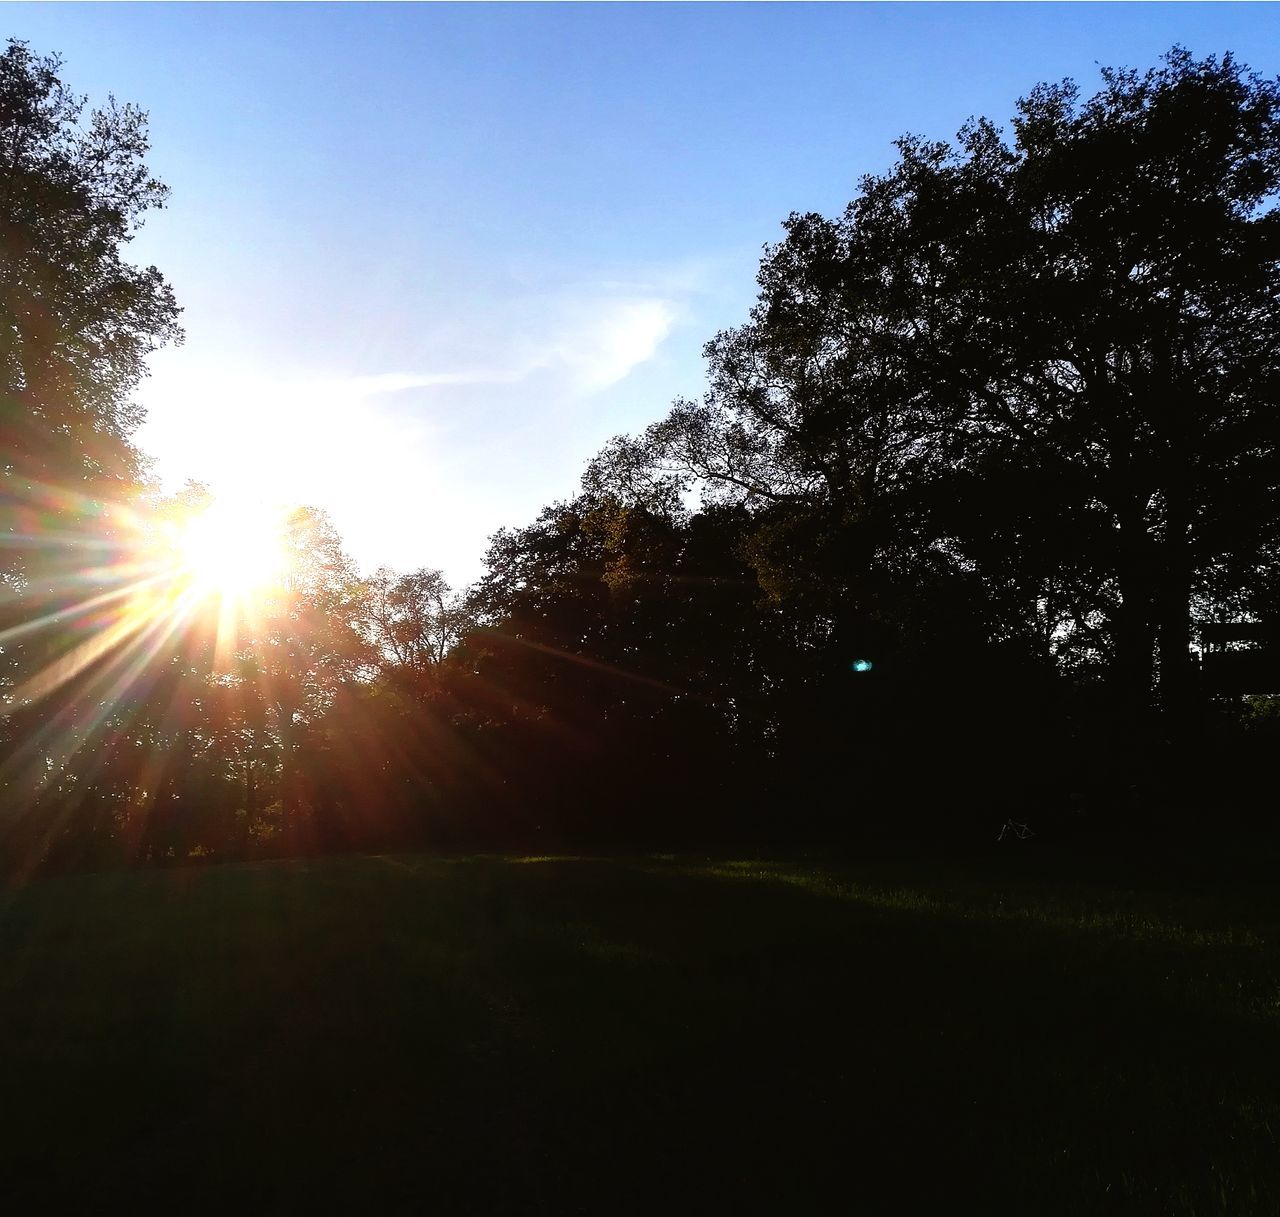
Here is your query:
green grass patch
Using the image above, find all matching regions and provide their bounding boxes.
[1,850,1278,1213]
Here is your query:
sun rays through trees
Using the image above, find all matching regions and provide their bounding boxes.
[1,44,1279,872]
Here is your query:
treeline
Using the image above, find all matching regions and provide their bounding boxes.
[2,44,1279,873]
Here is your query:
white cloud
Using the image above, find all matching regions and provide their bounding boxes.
[330,291,679,405]
[535,297,677,394]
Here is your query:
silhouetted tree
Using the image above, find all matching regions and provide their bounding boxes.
[8,45,1280,869]
[593,49,1280,737]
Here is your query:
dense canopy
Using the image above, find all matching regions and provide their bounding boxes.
[1,45,1277,873]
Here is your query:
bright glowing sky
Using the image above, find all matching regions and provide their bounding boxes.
[8,3,1278,585]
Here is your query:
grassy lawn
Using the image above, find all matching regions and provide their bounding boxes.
[2,848,1279,1213]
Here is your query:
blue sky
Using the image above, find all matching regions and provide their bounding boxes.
[8,3,1279,584]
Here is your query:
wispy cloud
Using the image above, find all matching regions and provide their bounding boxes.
[136,260,711,582]
[535,297,677,393]
[354,291,679,401]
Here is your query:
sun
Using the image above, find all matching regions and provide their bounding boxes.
[177,498,288,599]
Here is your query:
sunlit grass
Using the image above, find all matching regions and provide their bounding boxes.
[677,858,1270,950]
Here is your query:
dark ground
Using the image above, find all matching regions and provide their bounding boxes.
[2,846,1278,1214]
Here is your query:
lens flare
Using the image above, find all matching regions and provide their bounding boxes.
[0,480,309,852]
[177,498,287,599]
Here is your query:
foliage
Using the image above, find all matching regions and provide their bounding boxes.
[3,45,1279,869]
[0,39,181,495]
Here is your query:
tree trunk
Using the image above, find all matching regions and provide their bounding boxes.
[1113,509,1156,722]
[1157,485,1194,743]
[1156,349,1196,749]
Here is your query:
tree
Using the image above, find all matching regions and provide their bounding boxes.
[596,49,1280,736]
[0,34,181,748]
[365,565,463,688]
[0,41,181,868]
[929,51,1280,731]
[0,39,180,497]
[250,506,371,829]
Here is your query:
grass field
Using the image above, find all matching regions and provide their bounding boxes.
[2,848,1279,1213]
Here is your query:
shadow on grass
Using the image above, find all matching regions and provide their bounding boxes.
[1,853,1277,1214]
